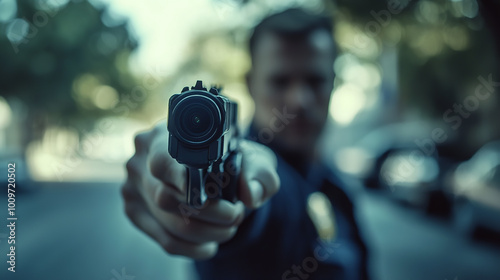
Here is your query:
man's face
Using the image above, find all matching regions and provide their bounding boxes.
[248,30,335,156]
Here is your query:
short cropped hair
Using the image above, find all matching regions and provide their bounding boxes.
[249,8,334,61]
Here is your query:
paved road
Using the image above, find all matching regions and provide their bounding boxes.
[357,190,500,280]
[0,182,499,280]
[0,182,196,280]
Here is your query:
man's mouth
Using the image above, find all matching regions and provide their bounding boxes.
[288,119,314,131]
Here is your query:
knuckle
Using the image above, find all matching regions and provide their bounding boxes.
[161,240,175,254]
[161,239,181,256]
[203,247,218,260]
[125,158,139,175]
[217,227,238,242]
[123,203,136,221]
[153,121,167,135]
[134,132,151,153]
[121,183,134,201]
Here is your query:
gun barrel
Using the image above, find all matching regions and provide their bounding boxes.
[168,80,240,207]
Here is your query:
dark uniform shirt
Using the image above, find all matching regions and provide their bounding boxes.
[195,126,370,280]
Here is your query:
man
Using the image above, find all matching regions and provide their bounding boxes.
[122,8,370,280]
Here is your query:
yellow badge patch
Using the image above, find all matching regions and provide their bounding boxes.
[306,191,337,242]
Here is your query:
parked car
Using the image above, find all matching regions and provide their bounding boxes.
[447,141,500,238]
[333,121,453,215]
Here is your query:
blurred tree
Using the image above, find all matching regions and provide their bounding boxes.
[328,0,499,157]
[0,0,138,149]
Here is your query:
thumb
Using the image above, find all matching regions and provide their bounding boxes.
[239,179,265,208]
[238,141,280,208]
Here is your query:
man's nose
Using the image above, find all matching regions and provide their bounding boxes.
[284,82,314,111]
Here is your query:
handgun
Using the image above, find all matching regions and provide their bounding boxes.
[167,80,241,208]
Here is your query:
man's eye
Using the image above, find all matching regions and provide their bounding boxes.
[271,76,289,88]
[308,76,326,87]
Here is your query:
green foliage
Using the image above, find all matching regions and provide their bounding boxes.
[0,0,138,124]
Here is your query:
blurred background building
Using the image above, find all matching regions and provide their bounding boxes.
[0,0,499,279]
